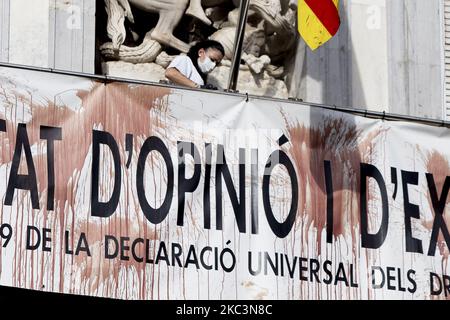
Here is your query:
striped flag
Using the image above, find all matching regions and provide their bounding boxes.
[298,0,341,50]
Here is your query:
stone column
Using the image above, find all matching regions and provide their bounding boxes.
[49,0,96,73]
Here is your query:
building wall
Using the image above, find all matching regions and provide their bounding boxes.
[0,0,95,72]
[291,0,444,120]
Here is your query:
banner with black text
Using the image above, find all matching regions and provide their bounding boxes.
[0,66,449,300]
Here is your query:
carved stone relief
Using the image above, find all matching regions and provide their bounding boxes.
[100,0,298,99]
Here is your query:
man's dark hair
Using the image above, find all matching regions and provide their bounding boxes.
[187,40,225,81]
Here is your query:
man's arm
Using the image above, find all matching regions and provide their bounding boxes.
[165,68,199,88]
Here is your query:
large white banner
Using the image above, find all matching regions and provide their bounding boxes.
[0,65,449,300]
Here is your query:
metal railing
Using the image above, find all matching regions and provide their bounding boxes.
[1,61,450,129]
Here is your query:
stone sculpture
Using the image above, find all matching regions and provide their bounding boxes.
[105,0,191,52]
[100,0,298,99]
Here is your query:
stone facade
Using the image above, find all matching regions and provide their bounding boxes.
[0,0,445,120]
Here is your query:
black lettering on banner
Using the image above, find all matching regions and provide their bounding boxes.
[324,160,334,243]
[360,163,389,249]
[396,267,407,292]
[323,260,333,285]
[42,228,51,252]
[120,237,130,261]
[0,119,5,132]
[131,238,144,262]
[145,239,153,264]
[0,224,12,248]
[5,124,40,209]
[215,145,246,233]
[386,266,396,290]
[391,167,398,200]
[65,231,90,255]
[402,170,423,253]
[262,150,298,238]
[214,246,219,270]
[220,243,236,273]
[334,263,349,287]
[264,252,278,276]
[444,275,450,297]
[25,226,51,251]
[40,126,62,211]
[407,269,417,294]
[171,243,183,267]
[350,264,358,288]
[125,133,133,168]
[75,233,91,256]
[200,246,213,270]
[91,130,121,218]
[251,149,259,234]
[136,136,174,224]
[26,226,41,250]
[177,141,201,226]
[185,245,200,269]
[285,254,296,278]
[203,143,212,229]
[248,251,261,276]
[299,257,307,281]
[65,231,73,254]
[309,259,321,283]
[371,266,385,289]
[430,272,443,296]
[426,173,450,256]
[105,235,119,259]
[155,241,169,265]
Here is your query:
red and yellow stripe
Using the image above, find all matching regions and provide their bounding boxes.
[298,0,340,50]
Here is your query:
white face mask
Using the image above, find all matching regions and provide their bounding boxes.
[198,55,216,74]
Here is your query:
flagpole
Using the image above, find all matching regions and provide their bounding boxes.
[227,0,250,91]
